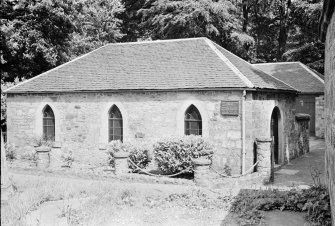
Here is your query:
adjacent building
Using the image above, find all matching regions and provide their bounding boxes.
[320,0,335,224]
[254,62,325,137]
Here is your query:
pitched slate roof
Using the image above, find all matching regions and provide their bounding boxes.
[6,38,296,93]
[254,62,324,94]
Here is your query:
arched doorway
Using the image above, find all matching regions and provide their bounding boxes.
[271,107,281,165]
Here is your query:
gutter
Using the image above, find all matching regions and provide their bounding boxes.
[5,87,299,95]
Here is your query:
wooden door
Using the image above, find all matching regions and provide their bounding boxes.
[271,109,279,164]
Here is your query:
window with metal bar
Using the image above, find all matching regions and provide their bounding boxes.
[109,105,123,142]
[43,105,55,141]
[184,105,202,136]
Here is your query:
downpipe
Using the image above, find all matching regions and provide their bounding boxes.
[241,90,247,175]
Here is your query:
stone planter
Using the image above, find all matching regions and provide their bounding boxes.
[113,151,130,174]
[192,157,212,187]
[35,146,51,169]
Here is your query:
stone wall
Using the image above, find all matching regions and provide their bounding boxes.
[315,95,325,138]
[6,90,244,173]
[324,10,335,225]
[244,92,298,171]
[6,90,300,175]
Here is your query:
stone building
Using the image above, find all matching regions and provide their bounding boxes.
[320,0,335,224]
[5,38,307,175]
[254,62,325,137]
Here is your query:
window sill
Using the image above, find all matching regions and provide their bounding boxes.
[99,144,107,150]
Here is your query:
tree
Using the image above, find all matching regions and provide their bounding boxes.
[0,0,76,82]
[139,0,254,60]
[283,0,324,73]
[1,78,26,129]
[68,0,125,58]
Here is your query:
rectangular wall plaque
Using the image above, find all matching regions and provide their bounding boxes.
[220,101,240,116]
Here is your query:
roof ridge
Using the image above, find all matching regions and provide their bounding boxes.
[203,39,254,88]
[5,44,109,93]
[298,62,325,84]
[253,62,300,65]
[105,37,207,47]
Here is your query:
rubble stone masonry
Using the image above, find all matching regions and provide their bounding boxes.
[315,95,325,138]
[7,90,302,175]
[324,10,335,224]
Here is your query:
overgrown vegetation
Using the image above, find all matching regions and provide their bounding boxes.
[154,135,213,174]
[1,174,230,226]
[106,136,213,174]
[107,140,152,172]
[230,186,332,226]
[4,142,16,161]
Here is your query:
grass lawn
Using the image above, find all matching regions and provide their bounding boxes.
[1,173,232,226]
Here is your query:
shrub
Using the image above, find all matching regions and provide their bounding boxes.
[230,186,332,226]
[61,148,75,167]
[4,142,16,160]
[20,146,38,161]
[4,142,17,161]
[128,140,152,172]
[153,135,214,174]
[106,140,151,172]
[33,135,54,147]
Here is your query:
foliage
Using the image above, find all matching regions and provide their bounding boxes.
[153,135,213,174]
[283,0,324,73]
[106,140,151,172]
[68,0,125,58]
[32,135,54,148]
[128,140,152,172]
[61,148,75,167]
[4,142,16,161]
[0,0,76,82]
[139,0,254,56]
[1,78,26,128]
[230,186,332,226]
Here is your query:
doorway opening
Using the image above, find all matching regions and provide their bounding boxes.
[270,107,281,165]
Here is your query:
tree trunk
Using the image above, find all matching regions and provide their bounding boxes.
[242,0,249,32]
[276,0,291,61]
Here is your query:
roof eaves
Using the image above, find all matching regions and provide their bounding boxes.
[4,44,109,93]
[5,87,260,94]
[105,37,206,47]
[203,38,254,88]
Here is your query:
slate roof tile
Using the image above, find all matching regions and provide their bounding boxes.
[6,38,296,93]
[254,62,324,93]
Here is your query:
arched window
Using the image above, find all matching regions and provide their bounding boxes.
[109,105,123,142]
[43,105,55,141]
[185,105,202,136]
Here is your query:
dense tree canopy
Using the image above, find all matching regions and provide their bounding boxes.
[1,0,76,82]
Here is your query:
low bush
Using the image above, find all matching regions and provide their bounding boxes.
[230,185,332,226]
[128,140,152,172]
[153,135,214,174]
[106,140,151,172]
[4,142,16,161]
[61,148,75,167]
[33,135,54,147]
